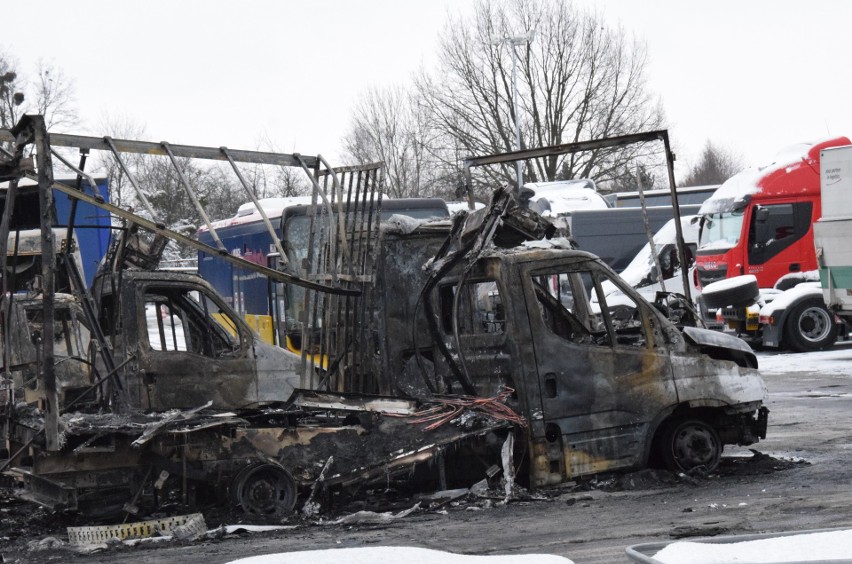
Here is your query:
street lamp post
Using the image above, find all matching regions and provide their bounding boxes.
[503,33,534,195]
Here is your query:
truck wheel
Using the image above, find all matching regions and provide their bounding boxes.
[701,275,759,310]
[231,462,297,518]
[660,418,721,473]
[783,298,838,352]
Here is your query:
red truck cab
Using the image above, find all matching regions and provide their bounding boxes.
[696,137,851,290]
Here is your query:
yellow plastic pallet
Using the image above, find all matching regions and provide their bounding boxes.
[67,513,206,545]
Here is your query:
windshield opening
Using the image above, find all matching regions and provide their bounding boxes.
[699,211,744,250]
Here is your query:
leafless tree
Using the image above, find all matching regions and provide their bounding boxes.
[680,140,743,187]
[343,85,436,198]
[605,163,658,194]
[0,53,77,133]
[34,60,78,131]
[251,133,312,199]
[416,0,664,198]
[94,113,150,211]
[141,156,211,232]
[273,164,310,198]
[0,53,25,131]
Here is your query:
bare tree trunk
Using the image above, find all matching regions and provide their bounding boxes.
[415,0,665,199]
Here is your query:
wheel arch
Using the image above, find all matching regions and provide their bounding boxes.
[643,404,724,468]
[772,290,837,351]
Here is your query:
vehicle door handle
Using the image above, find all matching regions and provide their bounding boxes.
[789,263,801,272]
[544,373,557,398]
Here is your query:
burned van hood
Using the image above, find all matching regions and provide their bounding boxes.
[682,326,757,368]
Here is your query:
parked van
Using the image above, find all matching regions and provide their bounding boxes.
[566,205,700,273]
[594,216,700,307]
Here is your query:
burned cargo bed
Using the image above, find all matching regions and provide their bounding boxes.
[4,391,513,519]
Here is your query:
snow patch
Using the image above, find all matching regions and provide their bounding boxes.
[522,237,576,250]
[653,529,852,563]
[758,345,852,374]
[225,546,575,564]
[382,214,426,235]
[702,275,757,295]
[758,285,822,317]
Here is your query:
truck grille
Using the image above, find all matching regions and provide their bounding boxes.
[697,267,727,287]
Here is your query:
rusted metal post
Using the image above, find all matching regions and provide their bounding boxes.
[102,136,158,219]
[636,166,666,293]
[32,116,60,451]
[0,125,27,387]
[0,182,18,388]
[660,132,692,305]
[221,147,286,262]
[162,141,226,250]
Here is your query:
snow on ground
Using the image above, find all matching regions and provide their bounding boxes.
[652,529,852,563]
[225,546,575,564]
[757,343,852,374]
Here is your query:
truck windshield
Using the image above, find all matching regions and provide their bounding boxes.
[699,211,744,250]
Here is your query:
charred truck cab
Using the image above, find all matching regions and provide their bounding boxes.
[375,216,768,483]
[93,270,303,411]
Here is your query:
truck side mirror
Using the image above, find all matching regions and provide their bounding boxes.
[755,206,770,223]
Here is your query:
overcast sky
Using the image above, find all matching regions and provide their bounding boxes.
[5,0,852,179]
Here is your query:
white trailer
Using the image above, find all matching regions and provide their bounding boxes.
[814,145,852,321]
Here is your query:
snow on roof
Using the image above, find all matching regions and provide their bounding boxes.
[225,546,575,564]
[701,275,758,296]
[446,201,486,214]
[758,283,822,317]
[525,179,597,192]
[617,216,699,288]
[698,143,812,215]
[199,196,314,232]
[524,180,610,215]
[234,196,314,217]
[199,194,388,232]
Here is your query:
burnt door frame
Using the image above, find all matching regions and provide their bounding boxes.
[518,258,676,483]
[135,280,258,410]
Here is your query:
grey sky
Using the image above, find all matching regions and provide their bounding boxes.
[5,0,852,178]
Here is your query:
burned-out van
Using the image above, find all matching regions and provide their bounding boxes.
[373,208,767,483]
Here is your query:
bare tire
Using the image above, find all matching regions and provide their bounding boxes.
[784,298,838,352]
[231,462,297,518]
[701,275,759,310]
[660,418,721,473]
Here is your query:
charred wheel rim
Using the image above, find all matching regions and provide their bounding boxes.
[232,463,297,518]
[795,306,832,344]
[668,420,721,472]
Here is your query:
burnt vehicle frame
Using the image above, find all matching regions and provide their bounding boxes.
[0,116,767,520]
[0,116,516,518]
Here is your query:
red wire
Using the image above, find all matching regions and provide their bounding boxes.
[400,387,527,431]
